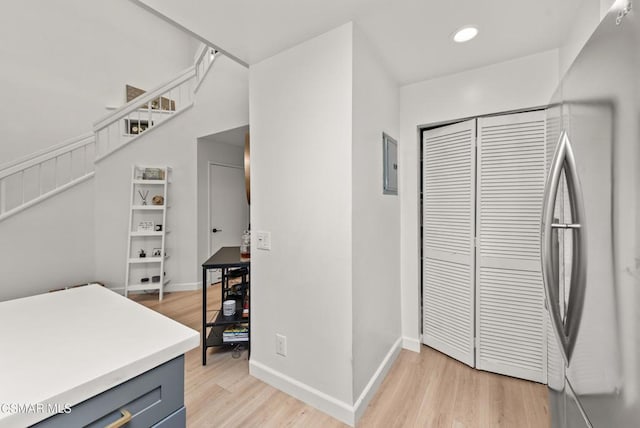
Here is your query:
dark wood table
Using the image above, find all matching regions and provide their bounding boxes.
[201,246,250,365]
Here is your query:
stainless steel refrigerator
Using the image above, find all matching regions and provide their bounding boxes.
[543,1,640,426]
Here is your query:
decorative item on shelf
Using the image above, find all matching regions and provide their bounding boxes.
[155,224,163,232]
[141,277,149,283]
[126,84,147,104]
[152,248,162,257]
[151,275,160,283]
[138,190,149,205]
[126,84,176,111]
[240,229,250,261]
[152,195,164,205]
[137,221,154,232]
[223,300,236,317]
[142,168,164,180]
[138,249,146,258]
[125,119,152,135]
[222,324,248,343]
[242,297,249,318]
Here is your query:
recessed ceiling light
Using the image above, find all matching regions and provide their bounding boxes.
[452,26,478,43]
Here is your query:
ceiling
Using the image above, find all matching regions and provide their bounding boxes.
[139,0,584,85]
[201,125,249,147]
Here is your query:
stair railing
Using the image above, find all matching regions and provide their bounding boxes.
[0,44,217,221]
[194,44,217,92]
[93,45,217,161]
[0,133,96,222]
[93,67,195,161]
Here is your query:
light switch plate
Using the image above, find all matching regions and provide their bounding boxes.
[257,231,271,250]
[276,333,287,357]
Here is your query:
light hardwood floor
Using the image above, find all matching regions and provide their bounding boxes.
[132,289,549,427]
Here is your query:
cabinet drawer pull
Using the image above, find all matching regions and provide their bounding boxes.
[105,409,132,428]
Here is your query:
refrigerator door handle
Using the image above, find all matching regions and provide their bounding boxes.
[541,132,568,362]
[562,132,587,363]
[541,131,587,364]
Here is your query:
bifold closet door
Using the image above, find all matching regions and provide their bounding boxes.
[422,119,476,367]
[475,110,547,383]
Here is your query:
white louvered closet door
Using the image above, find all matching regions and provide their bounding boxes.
[422,119,476,367]
[476,110,547,383]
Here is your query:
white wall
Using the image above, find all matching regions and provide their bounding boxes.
[560,0,601,75]
[249,22,355,413]
[94,56,249,291]
[399,49,559,350]
[196,137,245,269]
[0,179,95,301]
[0,0,196,163]
[351,26,401,405]
[559,0,616,75]
[600,0,617,18]
[133,0,246,66]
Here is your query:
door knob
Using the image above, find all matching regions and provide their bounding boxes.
[212,228,223,233]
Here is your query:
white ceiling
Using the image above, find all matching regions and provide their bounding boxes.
[139,0,584,85]
[201,125,248,147]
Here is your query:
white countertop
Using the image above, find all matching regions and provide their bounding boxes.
[0,284,199,427]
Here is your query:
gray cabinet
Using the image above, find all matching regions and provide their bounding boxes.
[153,407,186,427]
[34,356,185,428]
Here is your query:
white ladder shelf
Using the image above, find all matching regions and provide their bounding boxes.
[125,165,171,300]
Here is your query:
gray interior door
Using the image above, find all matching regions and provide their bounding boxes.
[208,163,249,283]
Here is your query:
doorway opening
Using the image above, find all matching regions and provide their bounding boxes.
[197,125,250,286]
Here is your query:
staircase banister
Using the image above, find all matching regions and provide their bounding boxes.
[193,43,209,64]
[0,43,221,223]
[0,133,94,180]
[93,65,196,131]
[0,172,95,223]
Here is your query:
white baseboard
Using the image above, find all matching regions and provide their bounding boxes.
[249,360,355,426]
[353,337,402,422]
[402,336,422,353]
[108,282,199,295]
[165,282,199,292]
[249,337,402,426]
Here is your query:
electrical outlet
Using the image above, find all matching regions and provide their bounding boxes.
[276,333,287,357]
[257,231,272,250]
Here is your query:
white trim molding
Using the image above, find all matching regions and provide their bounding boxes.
[110,282,199,295]
[402,336,422,353]
[165,282,200,292]
[353,337,402,421]
[249,337,402,426]
[249,360,355,426]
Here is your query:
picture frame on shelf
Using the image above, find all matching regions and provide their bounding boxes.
[137,221,154,232]
[142,168,165,180]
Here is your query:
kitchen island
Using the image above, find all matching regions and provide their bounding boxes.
[0,284,199,427]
